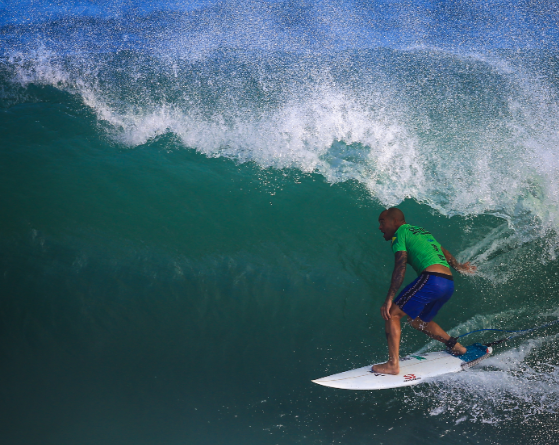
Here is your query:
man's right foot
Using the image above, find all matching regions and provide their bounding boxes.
[450,343,467,356]
[445,336,467,356]
[371,361,400,375]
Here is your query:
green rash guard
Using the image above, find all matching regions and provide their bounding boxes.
[391,224,450,274]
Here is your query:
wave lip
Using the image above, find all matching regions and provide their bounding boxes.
[4,5,559,270]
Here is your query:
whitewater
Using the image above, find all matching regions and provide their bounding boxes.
[2,1,559,444]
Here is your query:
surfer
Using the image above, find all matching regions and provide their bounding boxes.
[373,207,476,375]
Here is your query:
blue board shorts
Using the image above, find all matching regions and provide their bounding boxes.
[394,272,454,322]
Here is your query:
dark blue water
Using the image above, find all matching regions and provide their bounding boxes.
[2,1,559,444]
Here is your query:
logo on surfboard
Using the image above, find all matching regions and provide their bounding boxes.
[403,373,421,382]
[401,355,426,361]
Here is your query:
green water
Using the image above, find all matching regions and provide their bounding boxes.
[3,3,559,443]
[3,95,559,444]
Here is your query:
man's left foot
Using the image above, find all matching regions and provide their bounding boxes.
[371,361,400,375]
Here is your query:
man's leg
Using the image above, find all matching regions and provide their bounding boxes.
[408,318,467,355]
[372,303,407,375]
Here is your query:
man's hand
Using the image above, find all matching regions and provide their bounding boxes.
[442,247,476,275]
[455,261,477,275]
[381,251,407,321]
[381,299,393,321]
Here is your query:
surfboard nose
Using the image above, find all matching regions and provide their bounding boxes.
[311,378,330,387]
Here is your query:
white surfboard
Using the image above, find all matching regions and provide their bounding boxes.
[312,343,492,390]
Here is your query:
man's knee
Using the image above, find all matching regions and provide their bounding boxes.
[408,316,428,330]
[389,303,406,319]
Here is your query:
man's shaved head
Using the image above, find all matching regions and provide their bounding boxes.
[378,208,406,241]
[380,207,406,222]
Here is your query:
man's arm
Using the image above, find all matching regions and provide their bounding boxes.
[381,251,407,321]
[441,247,476,274]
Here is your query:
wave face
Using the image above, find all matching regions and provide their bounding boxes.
[2,2,559,445]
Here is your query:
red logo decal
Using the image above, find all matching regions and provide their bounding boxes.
[403,373,420,382]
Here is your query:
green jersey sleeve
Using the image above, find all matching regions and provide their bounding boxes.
[391,232,407,253]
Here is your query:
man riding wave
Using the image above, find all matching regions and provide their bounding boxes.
[373,207,476,375]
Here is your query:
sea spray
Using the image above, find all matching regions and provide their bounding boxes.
[6,46,559,272]
[2,2,559,445]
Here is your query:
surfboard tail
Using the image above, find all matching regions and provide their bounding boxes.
[460,344,492,369]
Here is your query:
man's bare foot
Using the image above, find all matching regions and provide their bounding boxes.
[371,361,400,375]
[450,343,467,356]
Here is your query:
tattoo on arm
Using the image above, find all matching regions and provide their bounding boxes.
[387,251,407,301]
[441,247,459,269]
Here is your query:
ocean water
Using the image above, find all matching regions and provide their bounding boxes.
[2,1,559,444]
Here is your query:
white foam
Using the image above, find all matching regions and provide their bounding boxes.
[409,305,559,419]
[7,44,559,277]
[409,333,559,424]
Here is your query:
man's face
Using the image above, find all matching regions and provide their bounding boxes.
[378,212,398,241]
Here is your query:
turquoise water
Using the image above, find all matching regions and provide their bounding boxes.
[2,2,559,444]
